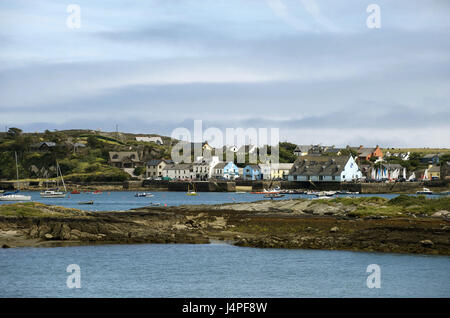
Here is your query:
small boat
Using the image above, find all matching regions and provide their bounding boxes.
[40,161,67,198]
[135,192,153,197]
[264,193,285,199]
[148,202,160,207]
[40,190,67,198]
[416,187,433,195]
[78,201,94,205]
[92,190,102,194]
[186,184,197,196]
[71,190,81,194]
[0,152,31,201]
[251,189,281,194]
[0,190,31,201]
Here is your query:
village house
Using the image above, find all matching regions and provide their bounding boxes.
[269,163,293,180]
[308,145,325,156]
[428,165,440,180]
[294,145,312,156]
[357,145,383,161]
[108,151,143,169]
[219,145,239,160]
[288,155,362,182]
[212,162,240,180]
[145,159,173,179]
[258,163,271,180]
[30,141,57,152]
[420,154,440,165]
[162,163,193,180]
[136,136,163,145]
[323,146,342,156]
[193,156,220,180]
[243,164,262,180]
[386,151,410,161]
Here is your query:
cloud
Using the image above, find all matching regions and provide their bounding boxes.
[0,0,449,147]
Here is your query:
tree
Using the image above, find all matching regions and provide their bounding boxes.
[7,127,22,138]
[133,166,146,176]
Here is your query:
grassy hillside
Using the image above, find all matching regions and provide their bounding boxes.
[0,128,173,181]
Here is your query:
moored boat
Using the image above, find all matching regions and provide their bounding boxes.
[0,190,31,201]
[416,187,433,195]
[264,193,285,199]
[78,201,94,205]
[135,192,153,197]
[186,184,197,196]
[40,190,67,198]
[40,161,67,198]
[0,152,31,201]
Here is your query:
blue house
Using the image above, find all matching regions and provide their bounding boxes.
[420,154,439,165]
[212,162,239,180]
[243,164,262,180]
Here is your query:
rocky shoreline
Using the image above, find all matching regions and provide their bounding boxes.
[1,197,449,255]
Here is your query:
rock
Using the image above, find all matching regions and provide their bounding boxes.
[60,224,71,240]
[2,244,10,248]
[330,226,339,233]
[44,233,53,240]
[70,229,82,240]
[420,240,434,247]
[432,210,450,218]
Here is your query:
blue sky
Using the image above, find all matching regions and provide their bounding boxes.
[1,0,449,147]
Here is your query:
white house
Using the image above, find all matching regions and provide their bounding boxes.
[136,136,163,145]
[193,156,220,180]
[288,156,362,182]
[162,163,193,180]
[259,163,272,180]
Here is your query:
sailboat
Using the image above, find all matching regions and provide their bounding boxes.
[40,161,67,198]
[0,152,31,201]
[186,183,197,196]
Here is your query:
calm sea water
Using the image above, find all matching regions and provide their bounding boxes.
[0,191,401,212]
[0,243,449,297]
[1,192,448,297]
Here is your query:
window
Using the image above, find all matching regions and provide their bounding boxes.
[319,176,323,181]
[332,176,335,181]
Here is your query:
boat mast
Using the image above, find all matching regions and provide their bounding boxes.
[15,151,20,191]
[57,161,67,192]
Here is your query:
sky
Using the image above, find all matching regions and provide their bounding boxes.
[0,0,449,147]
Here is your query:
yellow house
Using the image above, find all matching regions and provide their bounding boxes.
[270,163,293,180]
[429,165,440,179]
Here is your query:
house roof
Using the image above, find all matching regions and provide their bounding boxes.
[357,148,375,157]
[294,145,312,153]
[32,141,56,148]
[245,164,261,170]
[146,159,170,166]
[270,163,294,170]
[213,162,228,169]
[163,163,193,170]
[289,156,351,176]
[429,166,440,172]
